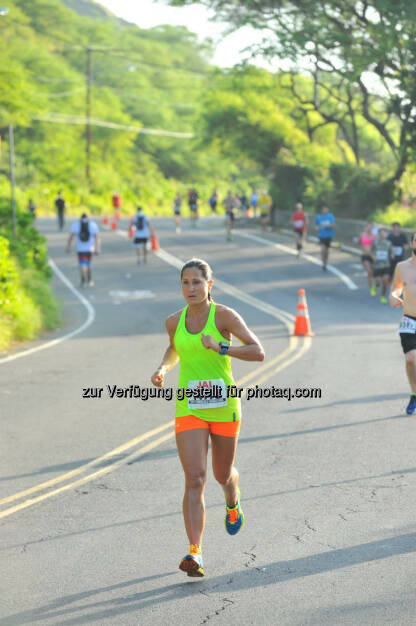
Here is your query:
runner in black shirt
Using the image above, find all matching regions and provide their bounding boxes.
[55,191,66,230]
[388,222,408,278]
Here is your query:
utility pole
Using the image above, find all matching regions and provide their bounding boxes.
[9,124,16,245]
[86,46,92,188]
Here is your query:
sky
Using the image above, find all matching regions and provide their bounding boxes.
[97,0,275,69]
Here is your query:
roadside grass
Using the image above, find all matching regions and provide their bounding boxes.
[0,235,61,353]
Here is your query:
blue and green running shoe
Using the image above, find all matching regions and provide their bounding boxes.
[179,545,204,577]
[406,395,416,415]
[225,488,244,535]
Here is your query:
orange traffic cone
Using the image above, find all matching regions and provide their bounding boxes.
[293,288,314,336]
[102,215,109,225]
[151,233,160,251]
[128,225,135,238]
[111,220,117,231]
[115,210,121,221]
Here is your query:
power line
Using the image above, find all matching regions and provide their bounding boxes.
[32,113,194,138]
[32,86,86,98]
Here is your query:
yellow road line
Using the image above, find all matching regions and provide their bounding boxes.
[0,432,174,520]
[0,421,174,506]
[0,342,310,520]
[237,336,298,386]
[1,246,312,519]
[245,336,312,388]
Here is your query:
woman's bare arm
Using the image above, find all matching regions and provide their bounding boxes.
[201,305,265,362]
[151,313,180,386]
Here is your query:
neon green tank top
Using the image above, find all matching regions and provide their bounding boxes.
[174,302,241,422]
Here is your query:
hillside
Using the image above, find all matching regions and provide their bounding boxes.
[61,0,131,25]
[0,0,399,220]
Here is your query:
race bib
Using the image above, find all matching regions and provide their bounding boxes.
[398,316,416,334]
[393,246,403,257]
[376,250,388,261]
[187,378,227,410]
[321,220,331,228]
[293,220,304,228]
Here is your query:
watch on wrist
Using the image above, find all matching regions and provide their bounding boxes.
[219,341,229,355]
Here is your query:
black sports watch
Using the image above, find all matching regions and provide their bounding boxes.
[219,342,229,355]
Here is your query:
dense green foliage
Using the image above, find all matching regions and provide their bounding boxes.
[0,0,244,216]
[170,0,416,219]
[0,213,60,352]
[170,0,416,179]
[2,0,415,350]
[1,0,410,219]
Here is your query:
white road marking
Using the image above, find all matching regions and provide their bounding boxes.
[235,231,359,291]
[156,248,295,331]
[0,259,95,365]
[108,290,155,300]
[1,238,313,518]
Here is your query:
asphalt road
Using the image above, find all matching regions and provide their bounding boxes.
[1,216,415,625]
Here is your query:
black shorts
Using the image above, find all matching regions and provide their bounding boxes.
[361,254,373,263]
[189,204,198,212]
[134,237,148,244]
[226,211,235,222]
[294,228,304,237]
[77,252,92,266]
[390,258,402,275]
[400,316,416,353]
[373,267,389,278]
[174,210,181,216]
[319,237,332,248]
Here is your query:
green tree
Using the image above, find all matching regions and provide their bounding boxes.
[169,0,416,181]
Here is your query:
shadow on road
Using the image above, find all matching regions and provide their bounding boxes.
[2,532,415,624]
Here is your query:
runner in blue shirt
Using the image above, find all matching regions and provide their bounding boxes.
[315,206,335,271]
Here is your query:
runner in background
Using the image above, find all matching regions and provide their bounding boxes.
[360,222,376,294]
[188,188,199,229]
[66,213,100,287]
[315,205,335,271]
[250,190,258,217]
[150,258,265,577]
[258,189,272,230]
[388,222,408,280]
[292,202,307,257]
[112,191,122,216]
[28,198,36,220]
[209,190,218,213]
[233,193,242,217]
[223,189,235,241]
[224,190,235,241]
[130,206,154,265]
[240,192,249,215]
[389,232,416,414]
[55,191,66,231]
[174,193,182,234]
[371,228,393,303]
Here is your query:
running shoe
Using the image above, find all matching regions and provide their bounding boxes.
[225,488,244,535]
[380,296,387,304]
[179,545,204,577]
[370,285,377,296]
[406,395,416,415]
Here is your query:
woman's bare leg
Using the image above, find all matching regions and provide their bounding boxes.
[211,433,239,506]
[176,428,209,546]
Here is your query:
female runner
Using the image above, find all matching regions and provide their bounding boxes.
[151,258,265,577]
[360,222,376,293]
